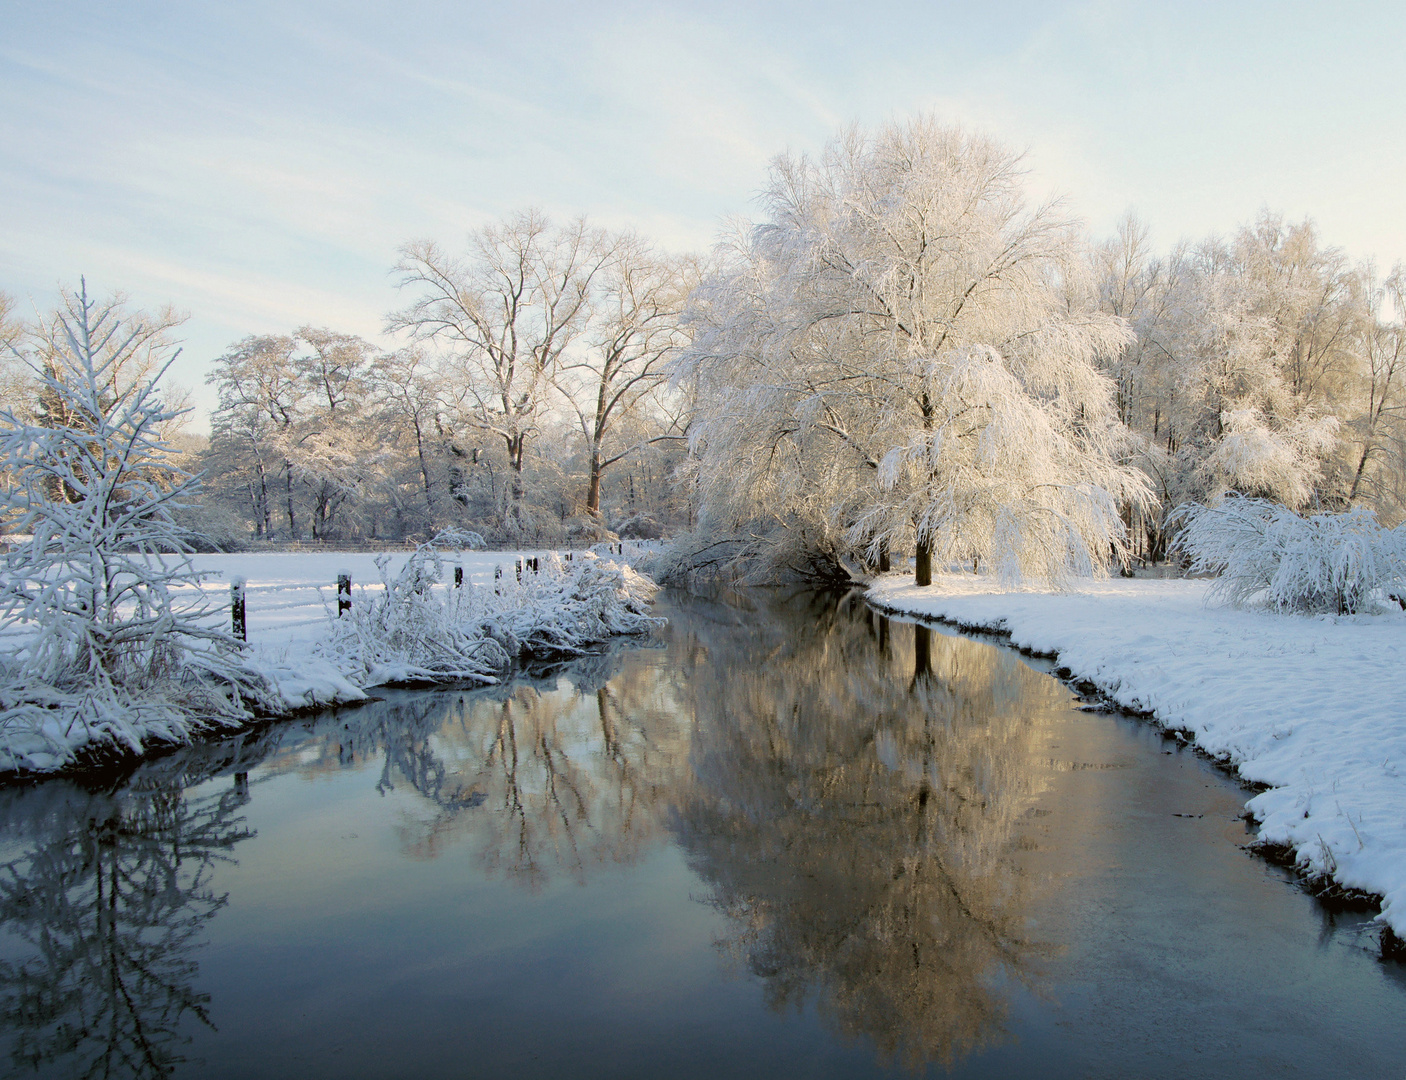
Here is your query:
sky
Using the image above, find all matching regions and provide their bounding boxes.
[3,0,1405,431]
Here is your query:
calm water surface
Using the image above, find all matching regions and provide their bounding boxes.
[0,589,1402,1079]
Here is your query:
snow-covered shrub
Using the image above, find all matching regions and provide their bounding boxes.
[315,530,510,686]
[0,286,268,770]
[1173,495,1406,613]
[317,533,662,688]
[486,551,662,657]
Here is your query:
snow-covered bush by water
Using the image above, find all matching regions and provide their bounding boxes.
[313,537,662,690]
[0,286,268,771]
[1175,495,1406,613]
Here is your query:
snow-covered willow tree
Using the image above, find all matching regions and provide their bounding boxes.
[671,117,1149,585]
[0,284,265,769]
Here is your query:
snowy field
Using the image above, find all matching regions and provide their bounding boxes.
[179,546,661,708]
[869,574,1406,938]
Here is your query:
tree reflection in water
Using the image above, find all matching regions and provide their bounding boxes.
[669,589,1067,1071]
[0,735,270,1079]
[0,588,1070,1078]
[258,641,688,890]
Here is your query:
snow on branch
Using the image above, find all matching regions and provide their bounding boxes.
[1173,495,1406,614]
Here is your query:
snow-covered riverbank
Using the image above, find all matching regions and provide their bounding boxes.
[0,546,660,774]
[868,574,1406,939]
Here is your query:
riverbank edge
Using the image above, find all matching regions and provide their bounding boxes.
[0,552,665,782]
[865,580,1406,961]
[0,630,654,788]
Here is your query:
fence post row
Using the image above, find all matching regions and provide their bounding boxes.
[337,571,352,617]
[230,577,247,642]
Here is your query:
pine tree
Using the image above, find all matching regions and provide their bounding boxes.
[0,283,266,770]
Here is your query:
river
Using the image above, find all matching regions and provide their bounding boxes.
[0,588,1400,1078]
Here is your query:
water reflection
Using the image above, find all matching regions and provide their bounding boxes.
[0,590,1076,1077]
[245,641,687,889]
[668,590,1065,1069]
[0,742,268,1079]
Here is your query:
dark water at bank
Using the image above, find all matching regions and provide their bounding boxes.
[0,589,1401,1079]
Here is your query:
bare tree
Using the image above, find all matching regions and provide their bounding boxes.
[557,235,696,524]
[387,211,612,536]
[1346,265,1406,512]
[369,347,446,526]
[206,335,304,538]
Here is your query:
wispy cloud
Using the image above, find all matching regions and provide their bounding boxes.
[4,0,1406,432]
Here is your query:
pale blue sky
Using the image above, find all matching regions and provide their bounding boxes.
[3,1,1404,428]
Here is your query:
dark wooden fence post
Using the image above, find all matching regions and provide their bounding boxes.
[230,577,246,642]
[337,571,352,617]
[454,565,463,588]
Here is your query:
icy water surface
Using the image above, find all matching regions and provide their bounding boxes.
[0,589,1402,1079]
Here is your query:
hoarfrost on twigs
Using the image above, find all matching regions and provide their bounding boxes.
[1173,494,1406,614]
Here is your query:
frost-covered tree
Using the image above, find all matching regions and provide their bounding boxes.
[288,326,378,539]
[206,329,382,541]
[1093,212,1375,557]
[368,347,447,528]
[556,235,696,525]
[387,211,613,537]
[673,117,1149,585]
[0,283,263,768]
[1343,265,1406,514]
[0,292,29,417]
[206,334,304,537]
[1175,495,1406,614]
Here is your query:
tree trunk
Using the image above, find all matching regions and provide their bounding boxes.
[586,378,609,518]
[586,448,602,518]
[1348,445,1371,503]
[254,459,271,537]
[283,461,298,540]
[506,434,526,533]
[413,420,436,522]
[878,540,890,573]
[915,536,933,586]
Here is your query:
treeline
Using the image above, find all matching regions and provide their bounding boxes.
[0,216,696,550]
[3,119,1404,567]
[1095,211,1406,561]
[197,214,697,546]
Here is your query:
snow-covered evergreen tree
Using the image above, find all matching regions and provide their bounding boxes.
[0,283,265,769]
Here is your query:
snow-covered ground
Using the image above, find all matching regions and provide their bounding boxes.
[182,548,560,713]
[0,544,661,773]
[187,546,660,710]
[868,573,1406,938]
